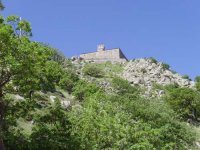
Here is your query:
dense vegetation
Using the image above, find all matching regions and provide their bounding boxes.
[0,14,200,149]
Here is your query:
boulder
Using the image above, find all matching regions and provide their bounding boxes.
[62,100,71,109]
[50,96,56,103]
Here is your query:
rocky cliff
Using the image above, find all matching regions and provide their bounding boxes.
[122,58,194,90]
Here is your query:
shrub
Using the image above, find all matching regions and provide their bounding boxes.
[82,64,104,77]
[195,76,200,83]
[69,89,196,150]
[72,80,100,101]
[171,70,177,74]
[112,77,139,96]
[149,57,158,64]
[182,75,190,80]
[59,71,79,93]
[162,63,170,70]
[195,76,200,91]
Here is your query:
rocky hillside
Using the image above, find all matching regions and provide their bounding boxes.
[1,14,199,149]
[122,58,195,89]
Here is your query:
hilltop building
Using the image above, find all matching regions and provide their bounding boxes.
[79,44,128,63]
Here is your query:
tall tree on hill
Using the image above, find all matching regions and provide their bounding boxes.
[0,16,59,149]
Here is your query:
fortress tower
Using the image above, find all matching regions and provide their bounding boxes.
[97,44,105,52]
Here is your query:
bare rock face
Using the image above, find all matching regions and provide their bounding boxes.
[122,58,195,91]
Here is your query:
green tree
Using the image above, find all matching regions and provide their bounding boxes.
[30,99,77,150]
[0,16,57,149]
[59,70,79,94]
[164,86,200,122]
[41,43,66,64]
[40,61,63,92]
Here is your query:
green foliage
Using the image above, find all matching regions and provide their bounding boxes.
[59,70,79,93]
[149,57,158,64]
[162,63,170,70]
[72,80,100,101]
[83,64,104,77]
[171,70,177,74]
[6,15,32,37]
[70,90,196,149]
[182,74,190,80]
[0,16,66,149]
[3,95,33,149]
[112,77,139,96]
[94,61,124,75]
[195,76,200,83]
[40,61,63,92]
[5,98,79,150]
[0,16,59,97]
[164,86,200,121]
[195,76,200,91]
[41,43,66,64]
[30,99,75,150]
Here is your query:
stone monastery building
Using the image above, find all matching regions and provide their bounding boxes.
[80,44,128,63]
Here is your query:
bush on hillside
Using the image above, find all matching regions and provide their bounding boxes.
[195,76,200,91]
[69,88,196,150]
[195,76,200,83]
[162,63,170,70]
[182,75,191,80]
[59,71,79,93]
[83,64,104,78]
[112,77,139,96]
[72,80,100,101]
[149,57,158,64]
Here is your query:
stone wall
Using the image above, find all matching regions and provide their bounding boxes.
[80,48,127,62]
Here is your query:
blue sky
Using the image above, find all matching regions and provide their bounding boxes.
[1,0,200,79]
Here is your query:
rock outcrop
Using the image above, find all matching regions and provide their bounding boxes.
[122,58,195,90]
